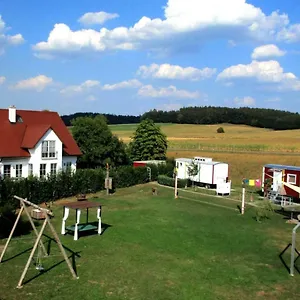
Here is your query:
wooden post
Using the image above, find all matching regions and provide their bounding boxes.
[0,206,24,263]
[241,187,245,215]
[17,218,48,288]
[106,163,109,196]
[175,172,178,199]
[21,200,48,256]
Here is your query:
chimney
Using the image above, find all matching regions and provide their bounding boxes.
[8,105,16,123]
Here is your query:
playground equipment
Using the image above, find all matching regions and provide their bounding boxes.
[0,196,78,288]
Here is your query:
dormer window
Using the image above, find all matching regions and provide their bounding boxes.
[42,141,56,158]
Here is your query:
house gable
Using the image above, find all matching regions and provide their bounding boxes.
[0,108,82,158]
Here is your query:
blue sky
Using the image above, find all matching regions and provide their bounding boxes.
[1,0,300,116]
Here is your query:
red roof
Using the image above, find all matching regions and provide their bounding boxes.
[0,109,82,158]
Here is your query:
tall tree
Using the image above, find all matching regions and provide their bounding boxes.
[72,115,128,168]
[129,119,168,161]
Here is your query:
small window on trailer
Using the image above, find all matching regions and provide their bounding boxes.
[287,174,297,185]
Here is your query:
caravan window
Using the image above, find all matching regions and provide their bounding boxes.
[287,174,297,184]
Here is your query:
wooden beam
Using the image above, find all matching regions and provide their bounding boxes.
[21,200,48,256]
[0,206,24,263]
[45,214,78,279]
[17,218,48,288]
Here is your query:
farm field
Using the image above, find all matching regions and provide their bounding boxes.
[1,183,300,300]
[110,123,300,184]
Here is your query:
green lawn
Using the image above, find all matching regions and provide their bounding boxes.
[1,184,300,300]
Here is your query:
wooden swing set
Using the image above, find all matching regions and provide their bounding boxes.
[0,195,79,288]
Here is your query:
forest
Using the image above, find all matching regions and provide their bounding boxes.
[61,106,300,130]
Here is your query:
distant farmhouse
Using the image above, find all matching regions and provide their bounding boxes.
[0,106,82,178]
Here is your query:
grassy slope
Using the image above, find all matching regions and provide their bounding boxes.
[1,184,300,300]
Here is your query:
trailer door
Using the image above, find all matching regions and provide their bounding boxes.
[273,170,282,192]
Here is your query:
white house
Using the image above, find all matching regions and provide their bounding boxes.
[0,106,82,178]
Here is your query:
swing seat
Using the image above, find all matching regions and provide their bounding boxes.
[66,223,98,232]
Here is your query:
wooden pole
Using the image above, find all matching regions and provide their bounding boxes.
[17,218,48,288]
[45,214,78,279]
[241,187,245,215]
[21,200,48,256]
[0,206,24,263]
[106,163,109,196]
[14,196,52,216]
[175,172,178,199]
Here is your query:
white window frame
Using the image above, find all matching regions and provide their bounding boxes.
[50,163,57,176]
[42,141,56,158]
[16,164,22,178]
[40,164,46,178]
[287,174,297,185]
[28,164,33,176]
[3,165,11,178]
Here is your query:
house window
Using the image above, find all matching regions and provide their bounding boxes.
[287,174,297,185]
[28,164,33,176]
[50,163,57,176]
[40,164,46,178]
[16,164,22,178]
[3,165,11,178]
[42,141,56,158]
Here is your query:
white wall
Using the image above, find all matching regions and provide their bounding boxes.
[28,129,63,177]
[62,156,77,172]
[0,129,78,178]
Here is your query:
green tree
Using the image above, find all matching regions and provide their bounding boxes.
[129,119,168,161]
[187,161,199,190]
[71,115,128,168]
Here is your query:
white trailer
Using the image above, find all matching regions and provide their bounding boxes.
[175,157,229,188]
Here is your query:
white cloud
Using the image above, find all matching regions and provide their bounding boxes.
[0,76,6,85]
[137,63,216,81]
[138,85,200,99]
[102,79,142,91]
[86,95,97,101]
[12,75,53,92]
[78,11,119,26]
[218,60,295,83]
[60,80,100,95]
[277,24,300,43]
[0,15,24,55]
[218,60,300,91]
[251,44,286,60]
[234,96,255,106]
[156,103,183,111]
[33,0,292,59]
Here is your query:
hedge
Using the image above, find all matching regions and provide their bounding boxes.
[157,175,189,188]
[0,165,154,207]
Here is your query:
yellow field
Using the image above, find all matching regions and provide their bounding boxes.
[110,123,300,184]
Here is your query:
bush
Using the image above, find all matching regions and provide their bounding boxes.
[157,175,188,188]
[217,127,225,133]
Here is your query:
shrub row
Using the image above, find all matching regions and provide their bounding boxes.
[157,175,189,188]
[0,166,154,208]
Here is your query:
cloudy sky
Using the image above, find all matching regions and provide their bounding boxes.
[1,0,300,115]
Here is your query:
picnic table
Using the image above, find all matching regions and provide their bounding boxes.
[60,201,102,241]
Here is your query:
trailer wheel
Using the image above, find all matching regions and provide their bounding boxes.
[205,184,210,189]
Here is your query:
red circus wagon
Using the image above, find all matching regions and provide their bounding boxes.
[262,164,300,199]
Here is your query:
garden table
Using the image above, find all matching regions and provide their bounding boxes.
[60,201,102,241]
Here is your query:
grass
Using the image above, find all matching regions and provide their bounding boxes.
[1,183,300,300]
[110,123,300,184]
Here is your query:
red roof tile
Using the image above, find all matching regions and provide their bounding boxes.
[21,124,51,148]
[0,109,82,158]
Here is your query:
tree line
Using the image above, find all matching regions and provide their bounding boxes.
[61,112,140,126]
[61,106,300,130]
